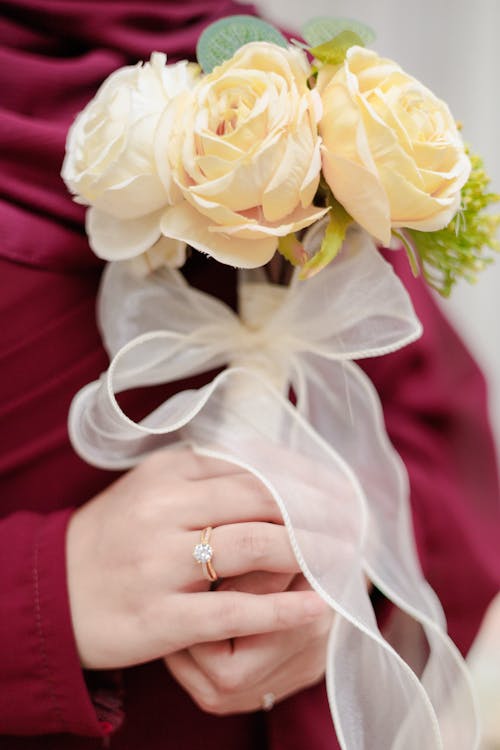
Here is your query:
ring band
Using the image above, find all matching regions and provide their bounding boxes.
[262,692,275,711]
[193,526,218,582]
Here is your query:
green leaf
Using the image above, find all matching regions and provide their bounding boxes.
[196,15,288,74]
[277,233,308,267]
[301,17,376,48]
[299,201,352,280]
[392,230,420,277]
[310,31,364,65]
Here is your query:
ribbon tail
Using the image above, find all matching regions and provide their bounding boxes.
[295,354,479,750]
[184,370,444,750]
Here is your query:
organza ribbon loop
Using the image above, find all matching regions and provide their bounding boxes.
[69,228,478,750]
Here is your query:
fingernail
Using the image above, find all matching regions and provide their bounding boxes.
[302,593,328,618]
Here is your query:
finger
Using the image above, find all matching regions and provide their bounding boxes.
[165,650,221,714]
[287,573,310,592]
[165,590,327,649]
[216,571,294,595]
[184,472,282,529]
[180,451,244,480]
[189,599,333,687]
[187,522,299,586]
[151,449,244,481]
[166,635,327,716]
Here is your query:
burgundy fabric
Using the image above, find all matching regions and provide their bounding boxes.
[1,1,500,748]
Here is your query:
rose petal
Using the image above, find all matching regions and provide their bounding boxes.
[191,132,285,212]
[321,148,391,245]
[127,235,186,276]
[392,190,462,233]
[378,165,462,228]
[263,114,317,221]
[321,81,375,170]
[209,204,329,239]
[86,207,163,260]
[89,172,169,219]
[160,202,276,267]
[186,191,250,227]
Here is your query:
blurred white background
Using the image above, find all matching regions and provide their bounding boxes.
[244,1,500,745]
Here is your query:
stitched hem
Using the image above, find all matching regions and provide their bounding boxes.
[33,534,66,733]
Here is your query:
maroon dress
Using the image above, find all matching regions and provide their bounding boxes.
[1,2,499,748]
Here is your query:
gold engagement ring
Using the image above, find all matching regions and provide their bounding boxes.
[193,526,218,582]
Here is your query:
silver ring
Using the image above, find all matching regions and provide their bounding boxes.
[262,692,275,711]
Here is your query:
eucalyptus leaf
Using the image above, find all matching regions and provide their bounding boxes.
[196,15,288,74]
[301,17,376,48]
[310,31,364,65]
[300,201,352,279]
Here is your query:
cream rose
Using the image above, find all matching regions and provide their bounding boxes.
[156,42,328,268]
[62,53,199,261]
[319,46,471,246]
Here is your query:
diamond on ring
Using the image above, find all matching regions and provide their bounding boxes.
[193,542,213,564]
[193,527,218,582]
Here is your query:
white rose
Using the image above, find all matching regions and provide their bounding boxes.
[156,42,327,268]
[62,53,199,261]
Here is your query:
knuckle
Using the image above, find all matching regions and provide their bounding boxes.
[133,598,156,637]
[178,449,206,479]
[252,478,276,512]
[197,477,217,505]
[129,494,159,526]
[310,611,332,641]
[134,551,157,587]
[307,658,326,686]
[240,524,269,563]
[141,447,191,478]
[272,596,292,629]
[209,661,243,694]
[194,688,220,714]
[241,473,269,500]
[218,596,241,637]
[140,449,164,473]
[197,691,230,716]
[300,637,329,685]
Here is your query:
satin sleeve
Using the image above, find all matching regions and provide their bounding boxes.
[0,508,123,737]
[0,255,125,738]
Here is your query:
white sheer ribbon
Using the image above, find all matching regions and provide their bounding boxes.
[69,228,479,750]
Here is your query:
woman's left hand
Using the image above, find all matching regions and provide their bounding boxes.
[164,574,333,715]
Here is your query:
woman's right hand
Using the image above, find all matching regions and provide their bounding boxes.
[66,449,326,670]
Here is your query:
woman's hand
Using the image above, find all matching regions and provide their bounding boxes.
[66,449,327,670]
[165,574,333,715]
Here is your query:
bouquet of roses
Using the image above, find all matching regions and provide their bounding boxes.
[62,15,498,750]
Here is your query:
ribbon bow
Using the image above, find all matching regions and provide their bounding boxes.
[70,228,478,750]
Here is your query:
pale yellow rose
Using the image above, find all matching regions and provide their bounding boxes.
[156,42,328,267]
[127,235,187,277]
[319,47,471,245]
[62,53,199,261]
